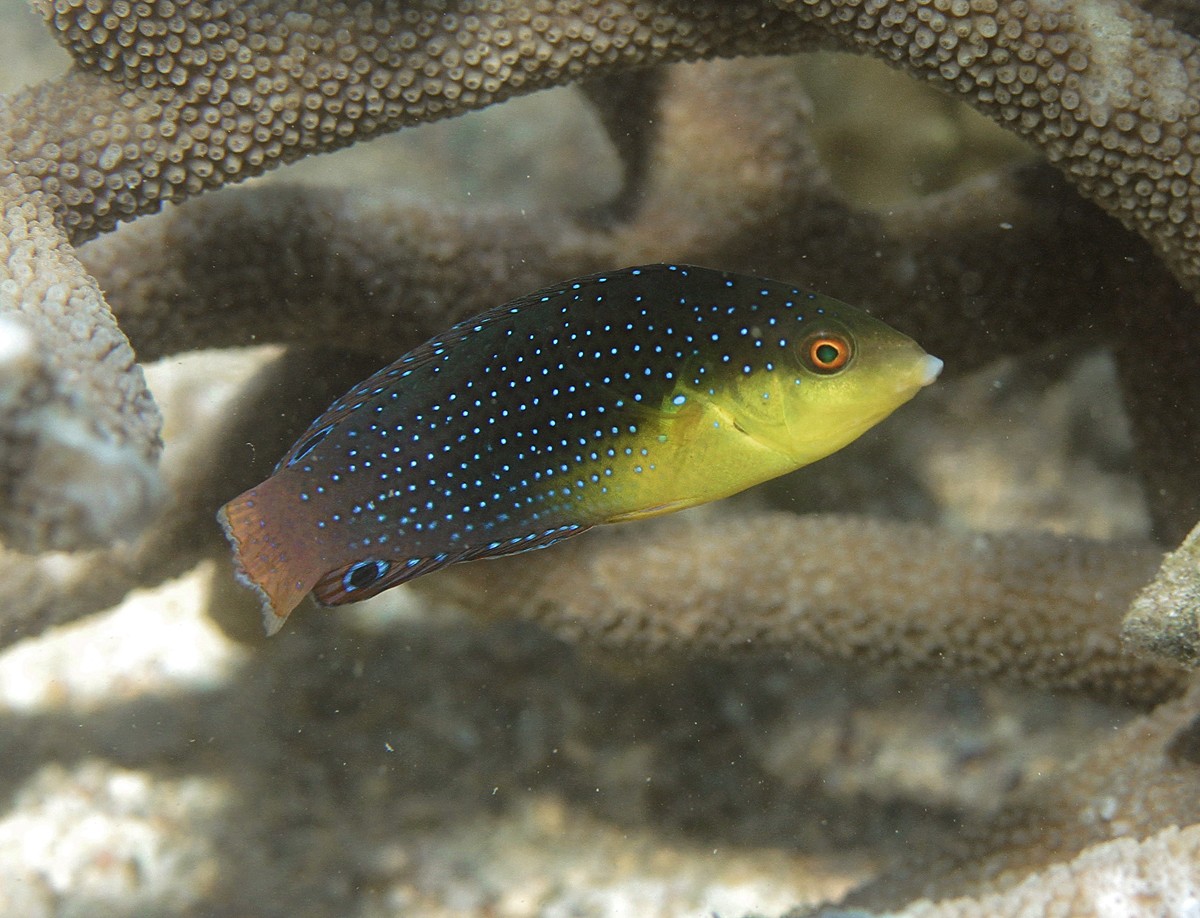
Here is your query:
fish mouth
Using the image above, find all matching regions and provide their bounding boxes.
[920,355,944,386]
[906,354,943,391]
[891,353,942,397]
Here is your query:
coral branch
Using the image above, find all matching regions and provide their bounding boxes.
[430,512,1181,706]
[1123,518,1200,666]
[1112,279,1200,542]
[80,183,607,360]
[0,166,162,551]
[843,825,1200,918]
[772,0,1200,294]
[577,66,666,219]
[10,0,1199,300]
[0,342,382,648]
[16,0,810,242]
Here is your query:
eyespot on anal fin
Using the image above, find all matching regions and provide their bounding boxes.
[312,553,454,605]
[217,482,322,635]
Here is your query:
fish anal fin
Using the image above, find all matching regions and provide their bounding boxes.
[311,524,592,605]
[312,553,454,606]
[461,523,590,562]
[217,482,322,635]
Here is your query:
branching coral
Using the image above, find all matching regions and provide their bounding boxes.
[0,170,162,551]
[2,0,1200,914]
[432,512,1181,707]
[1123,518,1200,666]
[11,0,1198,283]
[0,0,1196,547]
[827,825,1200,917]
[771,0,1200,290]
[17,1,810,241]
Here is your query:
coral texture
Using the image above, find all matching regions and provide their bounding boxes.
[0,0,1197,548]
[817,670,1200,915]
[435,513,1180,706]
[11,0,1197,286]
[1123,518,1200,666]
[0,172,162,550]
[1,0,1199,915]
[854,825,1200,918]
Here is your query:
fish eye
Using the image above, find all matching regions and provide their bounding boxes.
[801,333,852,374]
[342,559,390,593]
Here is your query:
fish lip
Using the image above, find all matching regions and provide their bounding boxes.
[919,355,944,387]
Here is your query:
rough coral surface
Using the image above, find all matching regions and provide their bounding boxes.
[436,513,1179,706]
[879,825,1200,918]
[4,0,1195,295]
[1,1,1200,915]
[772,0,1200,291]
[824,670,1200,914]
[0,171,162,550]
[18,0,809,240]
[1123,518,1200,666]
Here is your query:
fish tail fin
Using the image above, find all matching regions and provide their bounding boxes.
[217,482,321,636]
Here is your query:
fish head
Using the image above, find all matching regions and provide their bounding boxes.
[760,306,942,465]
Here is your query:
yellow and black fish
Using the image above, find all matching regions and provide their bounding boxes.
[220,264,942,634]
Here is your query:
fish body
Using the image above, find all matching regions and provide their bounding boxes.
[219,264,942,634]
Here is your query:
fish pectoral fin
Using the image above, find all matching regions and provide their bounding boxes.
[606,498,703,523]
[700,397,798,464]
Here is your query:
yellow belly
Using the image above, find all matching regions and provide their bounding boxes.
[579,396,801,524]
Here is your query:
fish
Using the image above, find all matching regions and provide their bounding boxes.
[219,264,942,635]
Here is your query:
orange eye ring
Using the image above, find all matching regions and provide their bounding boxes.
[804,334,852,374]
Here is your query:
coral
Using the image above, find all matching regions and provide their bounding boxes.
[432,512,1181,707]
[9,0,1197,286]
[1123,518,1200,666]
[17,0,808,241]
[0,172,162,551]
[0,0,1196,547]
[771,0,1200,292]
[810,671,1200,915]
[1,0,1200,914]
[837,825,1200,918]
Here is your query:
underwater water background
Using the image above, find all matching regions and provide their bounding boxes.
[0,0,1165,915]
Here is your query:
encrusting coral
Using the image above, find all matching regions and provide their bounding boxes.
[1,0,1200,914]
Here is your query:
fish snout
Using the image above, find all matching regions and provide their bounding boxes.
[919,355,944,387]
